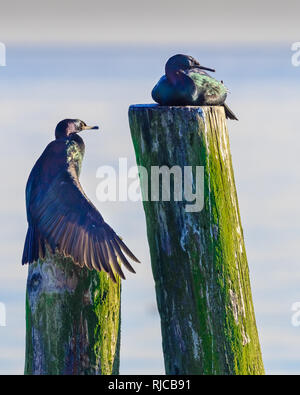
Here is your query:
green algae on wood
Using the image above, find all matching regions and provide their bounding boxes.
[24,251,121,375]
[128,104,264,375]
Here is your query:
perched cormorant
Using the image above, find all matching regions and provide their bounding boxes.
[152,54,238,120]
[22,119,140,282]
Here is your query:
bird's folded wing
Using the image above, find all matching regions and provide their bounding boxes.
[189,72,228,97]
[29,168,140,282]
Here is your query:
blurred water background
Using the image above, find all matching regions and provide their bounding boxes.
[0,43,299,374]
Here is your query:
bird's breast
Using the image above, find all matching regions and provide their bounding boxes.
[66,140,85,176]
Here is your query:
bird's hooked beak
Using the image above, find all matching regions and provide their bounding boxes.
[195,65,216,73]
[82,125,99,131]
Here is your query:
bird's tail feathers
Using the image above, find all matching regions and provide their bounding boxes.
[223,103,238,120]
[22,225,46,265]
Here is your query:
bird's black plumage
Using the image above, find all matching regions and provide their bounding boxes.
[22,119,140,282]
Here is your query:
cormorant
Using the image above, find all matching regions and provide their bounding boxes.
[152,54,238,120]
[22,119,140,282]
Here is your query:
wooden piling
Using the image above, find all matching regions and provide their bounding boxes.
[24,252,121,375]
[128,104,264,375]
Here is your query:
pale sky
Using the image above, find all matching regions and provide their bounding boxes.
[0,0,299,44]
[0,44,299,373]
[0,1,300,374]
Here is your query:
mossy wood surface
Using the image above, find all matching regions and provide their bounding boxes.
[25,252,121,375]
[129,104,264,375]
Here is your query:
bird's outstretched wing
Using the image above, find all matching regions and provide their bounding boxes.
[22,140,140,282]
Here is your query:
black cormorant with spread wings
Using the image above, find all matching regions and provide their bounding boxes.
[22,119,140,282]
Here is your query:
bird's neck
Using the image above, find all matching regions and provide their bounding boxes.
[66,134,85,177]
[70,133,84,145]
[166,69,196,96]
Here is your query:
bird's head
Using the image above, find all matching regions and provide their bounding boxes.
[165,54,215,75]
[55,119,99,139]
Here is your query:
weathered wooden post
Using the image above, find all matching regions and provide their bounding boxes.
[25,252,121,375]
[129,104,264,375]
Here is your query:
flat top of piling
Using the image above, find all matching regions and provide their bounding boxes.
[129,104,218,110]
